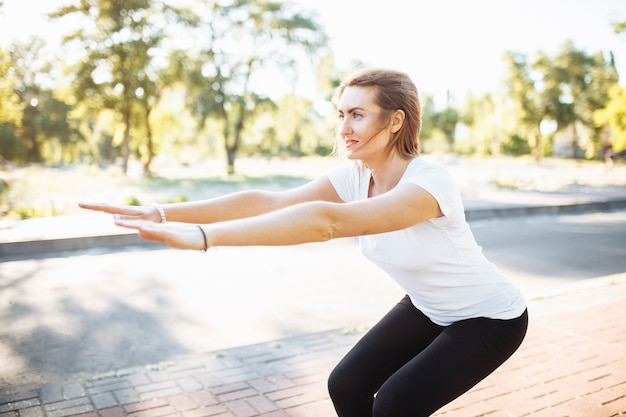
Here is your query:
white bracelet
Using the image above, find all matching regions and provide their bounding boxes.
[151,202,167,223]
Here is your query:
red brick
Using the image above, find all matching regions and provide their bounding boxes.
[188,390,218,407]
[556,398,604,417]
[210,383,250,396]
[75,413,98,417]
[247,375,296,394]
[222,398,256,417]
[216,389,257,403]
[274,391,319,409]
[98,407,126,417]
[181,404,229,417]
[526,386,580,411]
[245,395,278,413]
[259,410,289,417]
[440,400,499,417]
[166,393,199,412]
[124,399,169,413]
[286,398,335,416]
[246,378,276,394]
[584,387,626,407]
[127,405,176,417]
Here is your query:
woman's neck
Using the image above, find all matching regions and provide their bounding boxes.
[367,154,414,196]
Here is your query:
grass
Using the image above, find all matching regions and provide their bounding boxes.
[1,155,624,220]
[0,157,340,219]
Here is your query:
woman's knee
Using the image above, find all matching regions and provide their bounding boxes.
[328,363,375,416]
[327,364,352,401]
[372,390,430,417]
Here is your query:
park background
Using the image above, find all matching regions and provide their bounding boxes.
[0,0,626,219]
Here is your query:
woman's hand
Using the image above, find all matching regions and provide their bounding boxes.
[78,202,163,223]
[114,216,209,252]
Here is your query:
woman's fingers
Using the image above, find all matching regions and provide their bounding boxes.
[113,216,145,230]
[79,202,146,217]
[114,217,207,251]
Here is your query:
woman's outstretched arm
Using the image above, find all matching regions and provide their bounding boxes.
[113,182,442,251]
[79,174,342,225]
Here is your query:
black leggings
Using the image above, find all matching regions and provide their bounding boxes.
[328,295,528,417]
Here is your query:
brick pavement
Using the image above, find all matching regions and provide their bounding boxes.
[1,277,625,417]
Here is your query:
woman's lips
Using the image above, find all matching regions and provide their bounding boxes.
[345,139,358,149]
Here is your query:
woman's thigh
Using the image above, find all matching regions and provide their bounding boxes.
[328,295,444,415]
[373,310,529,417]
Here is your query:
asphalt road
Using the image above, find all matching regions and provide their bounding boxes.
[1,210,625,389]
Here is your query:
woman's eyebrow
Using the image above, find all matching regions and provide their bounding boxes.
[338,106,365,114]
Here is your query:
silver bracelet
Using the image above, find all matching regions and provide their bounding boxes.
[151,202,167,223]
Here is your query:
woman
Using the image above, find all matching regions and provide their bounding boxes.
[80,67,528,416]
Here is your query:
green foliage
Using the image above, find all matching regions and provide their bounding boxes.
[594,85,626,152]
[500,134,532,156]
[502,42,619,160]
[166,195,188,203]
[8,206,44,220]
[179,1,328,174]
[0,123,26,162]
[124,195,142,206]
[1,1,623,169]
[0,175,9,211]
[0,49,22,125]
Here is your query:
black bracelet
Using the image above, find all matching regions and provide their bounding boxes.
[196,225,208,252]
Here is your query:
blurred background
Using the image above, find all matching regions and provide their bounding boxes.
[0,0,625,219]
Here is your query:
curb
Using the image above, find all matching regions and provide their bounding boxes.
[464,198,626,221]
[0,233,164,260]
[1,198,626,260]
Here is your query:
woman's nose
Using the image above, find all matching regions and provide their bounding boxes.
[339,119,351,135]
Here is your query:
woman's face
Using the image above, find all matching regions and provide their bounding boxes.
[337,85,392,161]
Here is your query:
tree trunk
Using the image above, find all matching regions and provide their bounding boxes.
[226,147,236,175]
[143,105,154,176]
[121,110,131,175]
[534,124,542,163]
[224,105,246,175]
[571,123,580,159]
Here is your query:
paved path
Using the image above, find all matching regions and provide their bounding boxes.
[1,274,625,417]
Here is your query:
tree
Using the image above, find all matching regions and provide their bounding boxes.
[460,92,498,156]
[418,94,437,146]
[594,85,626,152]
[503,51,543,160]
[0,48,22,126]
[0,47,24,162]
[182,0,327,174]
[546,42,618,158]
[502,43,618,160]
[594,21,626,153]
[50,0,179,174]
[0,37,75,163]
[433,91,459,151]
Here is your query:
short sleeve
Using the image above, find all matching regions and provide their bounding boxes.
[326,162,367,203]
[402,159,464,221]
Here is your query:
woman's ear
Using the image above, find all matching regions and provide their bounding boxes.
[390,109,405,133]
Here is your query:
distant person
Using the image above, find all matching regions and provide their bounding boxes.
[605,145,615,170]
[80,67,528,416]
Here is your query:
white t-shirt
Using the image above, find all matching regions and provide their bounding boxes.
[326,157,527,326]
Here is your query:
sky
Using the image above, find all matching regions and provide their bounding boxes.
[300,0,626,101]
[1,0,625,104]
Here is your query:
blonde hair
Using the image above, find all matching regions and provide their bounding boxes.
[334,67,421,158]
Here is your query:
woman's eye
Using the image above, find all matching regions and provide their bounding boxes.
[353,113,363,119]
[338,113,345,120]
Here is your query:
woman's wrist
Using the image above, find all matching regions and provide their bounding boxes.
[151,202,167,223]
[196,225,208,252]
